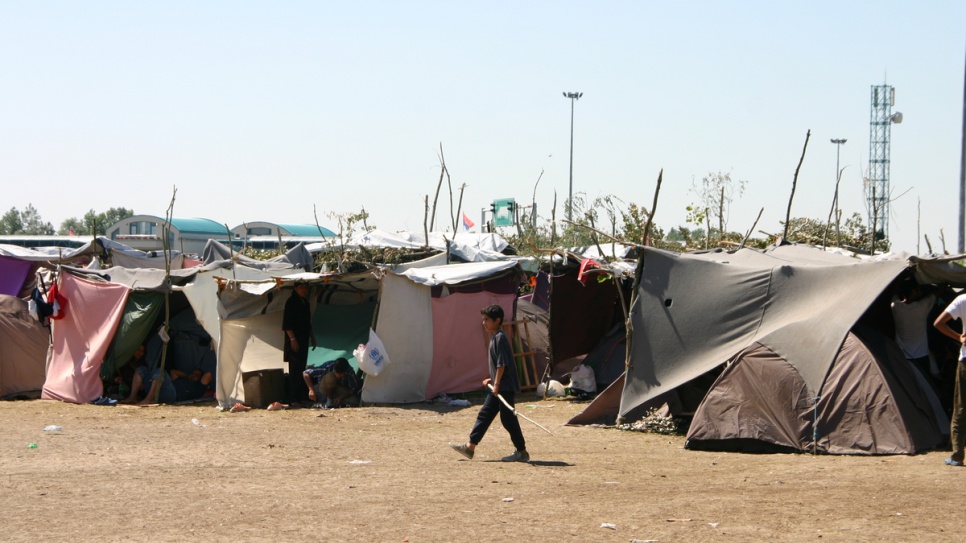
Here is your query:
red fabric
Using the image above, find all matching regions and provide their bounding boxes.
[46,282,68,320]
[577,258,601,286]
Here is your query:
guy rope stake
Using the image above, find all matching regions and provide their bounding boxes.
[486,384,554,436]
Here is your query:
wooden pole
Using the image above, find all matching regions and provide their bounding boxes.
[618,169,663,424]
[783,129,811,241]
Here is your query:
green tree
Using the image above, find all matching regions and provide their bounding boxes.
[666,225,707,249]
[327,208,374,243]
[98,207,134,232]
[781,212,890,254]
[620,202,650,246]
[57,217,88,236]
[0,207,24,234]
[0,204,53,234]
[556,193,644,249]
[20,204,54,234]
[58,207,134,236]
[690,171,747,244]
[506,195,678,258]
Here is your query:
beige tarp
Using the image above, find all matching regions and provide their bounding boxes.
[0,295,48,398]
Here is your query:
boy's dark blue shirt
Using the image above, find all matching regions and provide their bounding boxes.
[489,328,520,393]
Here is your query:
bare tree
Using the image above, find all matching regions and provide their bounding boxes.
[430,143,447,232]
[690,171,746,243]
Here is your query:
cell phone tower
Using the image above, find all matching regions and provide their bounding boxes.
[866,84,903,239]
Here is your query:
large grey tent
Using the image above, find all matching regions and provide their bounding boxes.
[686,327,944,454]
[571,244,964,454]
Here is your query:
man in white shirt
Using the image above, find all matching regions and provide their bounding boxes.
[933,290,966,467]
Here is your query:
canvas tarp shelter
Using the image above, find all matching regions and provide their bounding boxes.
[361,260,522,403]
[56,262,220,387]
[572,244,964,454]
[516,298,550,380]
[0,237,106,262]
[185,268,378,407]
[41,263,205,403]
[0,295,48,399]
[547,260,631,379]
[0,238,109,298]
[0,256,34,297]
[201,239,314,270]
[0,237,186,276]
[92,237,189,269]
[581,321,627,388]
[40,238,313,405]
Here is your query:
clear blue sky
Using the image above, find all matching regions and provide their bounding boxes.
[2,1,964,254]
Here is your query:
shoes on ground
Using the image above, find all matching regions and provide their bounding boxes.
[266,401,288,411]
[449,442,474,460]
[501,450,530,463]
[944,457,964,467]
[228,402,252,413]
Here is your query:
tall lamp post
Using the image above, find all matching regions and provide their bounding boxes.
[563,91,583,222]
[831,138,847,244]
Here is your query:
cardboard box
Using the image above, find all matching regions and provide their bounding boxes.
[242,369,285,408]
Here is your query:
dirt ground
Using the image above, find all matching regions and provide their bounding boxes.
[1,394,963,543]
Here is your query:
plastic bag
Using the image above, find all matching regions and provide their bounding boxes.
[355,328,391,376]
[536,379,566,397]
[569,363,597,393]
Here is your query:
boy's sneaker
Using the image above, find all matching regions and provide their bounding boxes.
[501,450,530,463]
[944,457,964,467]
[449,443,474,460]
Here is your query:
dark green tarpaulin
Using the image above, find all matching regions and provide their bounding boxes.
[100,290,164,380]
[309,301,377,369]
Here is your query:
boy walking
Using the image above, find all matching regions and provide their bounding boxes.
[450,304,529,462]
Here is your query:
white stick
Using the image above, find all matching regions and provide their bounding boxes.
[487,384,554,436]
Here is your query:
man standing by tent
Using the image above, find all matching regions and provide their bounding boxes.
[449,304,529,462]
[934,293,966,467]
[892,280,937,381]
[282,281,316,405]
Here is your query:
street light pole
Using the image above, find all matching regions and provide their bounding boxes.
[831,138,847,245]
[563,91,583,222]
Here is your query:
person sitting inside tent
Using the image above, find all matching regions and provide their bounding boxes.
[302,358,361,408]
[165,346,216,402]
[121,364,176,405]
[169,368,214,402]
[122,364,214,405]
[105,344,148,399]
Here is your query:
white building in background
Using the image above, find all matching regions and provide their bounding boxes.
[230,221,336,251]
[106,215,228,256]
